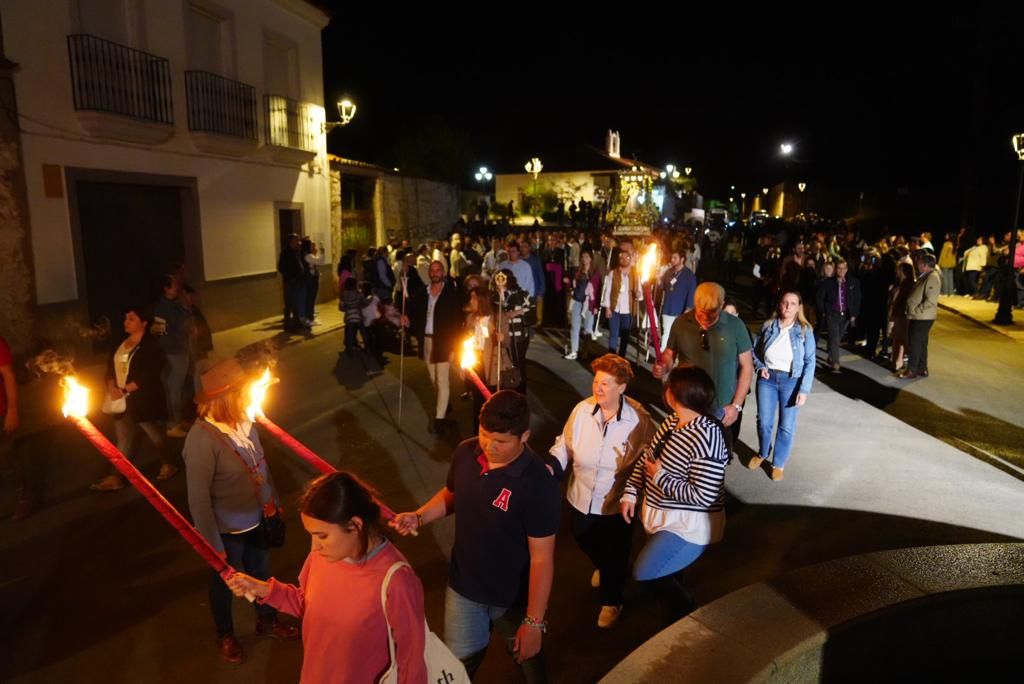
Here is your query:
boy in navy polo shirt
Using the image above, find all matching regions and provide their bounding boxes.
[392,391,562,681]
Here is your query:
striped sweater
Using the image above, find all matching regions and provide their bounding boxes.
[622,414,728,512]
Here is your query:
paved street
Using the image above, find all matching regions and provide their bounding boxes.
[3,306,1023,683]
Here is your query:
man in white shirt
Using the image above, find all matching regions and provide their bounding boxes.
[483,237,506,277]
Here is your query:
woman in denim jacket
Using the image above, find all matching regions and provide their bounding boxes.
[748,291,816,481]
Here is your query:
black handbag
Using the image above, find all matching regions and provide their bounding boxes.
[257,507,286,549]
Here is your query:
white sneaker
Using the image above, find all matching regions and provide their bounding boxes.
[592,331,603,339]
[597,605,622,628]
[564,352,578,360]
[591,570,600,588]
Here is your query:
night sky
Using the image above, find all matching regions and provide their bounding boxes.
[319,9,1023,231]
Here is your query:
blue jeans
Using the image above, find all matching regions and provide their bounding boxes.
[756,370,802,469]
[633,530,706,581]
[209,528,276,636]
[568,300,594,354]
[163,353,191,427]
[940,268,955,295]
[444,586,545,682]
[608,311,632,357]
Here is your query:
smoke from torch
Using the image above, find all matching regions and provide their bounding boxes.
[26,350,78,380]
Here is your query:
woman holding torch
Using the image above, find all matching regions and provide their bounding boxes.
[227,472,428,684]
[183,359,298,663]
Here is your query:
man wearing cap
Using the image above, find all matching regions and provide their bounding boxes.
[183,359,299,663]
[654,282,754,438]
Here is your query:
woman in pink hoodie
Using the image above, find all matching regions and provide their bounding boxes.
[227,472,427,683]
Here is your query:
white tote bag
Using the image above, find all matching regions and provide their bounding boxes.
[379,561,469,684]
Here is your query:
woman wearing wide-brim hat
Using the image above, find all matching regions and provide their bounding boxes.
[183,358,299,664]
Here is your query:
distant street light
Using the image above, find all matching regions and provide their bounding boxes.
[525,158,543,179]
[684,166,692,176]
[798,182,807,192]
[762,187,769,195]
[322,98,357,133]
[994,133,1024,325]
[474,166,493,182]
[780,142,794,156]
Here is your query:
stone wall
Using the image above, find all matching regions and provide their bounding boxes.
[380,175,459,243]
[0,77,37,356]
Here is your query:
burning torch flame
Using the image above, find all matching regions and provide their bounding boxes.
[61,376,90,418]
[246,368,274,422]
[640,243,659,283]
[460,337,479,371]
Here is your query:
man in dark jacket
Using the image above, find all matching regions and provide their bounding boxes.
[816,259,862,372]
[405,260,464,433]
[277,234,308,331]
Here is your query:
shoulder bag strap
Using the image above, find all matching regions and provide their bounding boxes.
[379,560,411,684]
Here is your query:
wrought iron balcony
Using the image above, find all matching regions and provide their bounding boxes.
[67,34,173,124]
[264,94,317,153]
[185,70,257,140]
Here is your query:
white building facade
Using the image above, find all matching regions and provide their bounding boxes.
[2,0,332,338]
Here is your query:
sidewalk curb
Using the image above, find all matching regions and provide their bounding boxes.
[937,301,1023,343]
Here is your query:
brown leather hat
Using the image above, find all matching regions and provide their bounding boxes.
[195,358,250,404]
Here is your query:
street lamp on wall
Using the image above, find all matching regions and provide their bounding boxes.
[322,99,357,133]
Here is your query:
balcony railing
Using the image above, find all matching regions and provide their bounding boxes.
[185,70,257,139]
[264,94,316,152]
[67,34,173,124]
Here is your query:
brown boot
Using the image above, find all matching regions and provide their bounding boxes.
[256,619,300,640]
[218,633,242,664]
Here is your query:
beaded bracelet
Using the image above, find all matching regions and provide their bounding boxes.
[521,615,547,633]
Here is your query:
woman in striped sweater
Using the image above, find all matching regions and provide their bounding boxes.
[620,365,729,620]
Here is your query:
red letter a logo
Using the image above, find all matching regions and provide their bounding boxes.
[492,488,512,511]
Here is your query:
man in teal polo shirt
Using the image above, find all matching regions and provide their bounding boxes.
[654,282,754,438]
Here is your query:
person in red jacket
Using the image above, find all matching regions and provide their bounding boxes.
[227,472,427,684]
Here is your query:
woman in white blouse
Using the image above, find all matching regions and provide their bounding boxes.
[549,353,655,628]
[749,291,817,481]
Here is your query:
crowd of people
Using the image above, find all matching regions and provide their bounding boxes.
[4,214,1020,681]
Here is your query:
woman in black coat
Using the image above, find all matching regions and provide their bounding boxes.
[92,305,176,490]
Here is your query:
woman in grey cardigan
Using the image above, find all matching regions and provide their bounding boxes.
[183,359,298,664]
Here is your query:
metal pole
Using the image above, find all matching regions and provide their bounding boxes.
[994,161,1023,325]
[397,275,408,429]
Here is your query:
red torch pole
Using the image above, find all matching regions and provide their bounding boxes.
[642,282,661,355]
[254,415,397,521]
[465,368,493,400]
[68,416,233,579]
